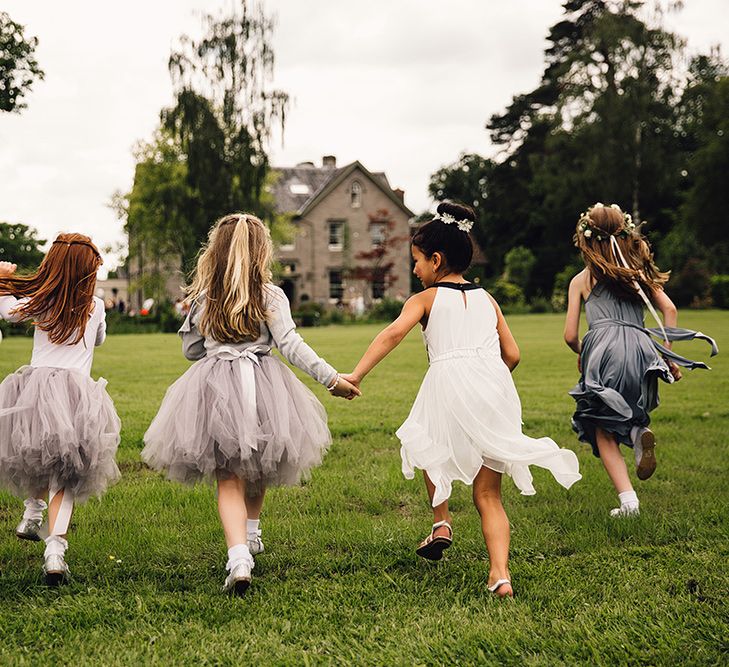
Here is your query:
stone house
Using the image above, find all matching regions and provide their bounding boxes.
[271,156,414,307]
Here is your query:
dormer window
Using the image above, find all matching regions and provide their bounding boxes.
[350,181,362,208]
[289,183,310,195]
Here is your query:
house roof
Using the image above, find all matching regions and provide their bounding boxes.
[270,161,414,218]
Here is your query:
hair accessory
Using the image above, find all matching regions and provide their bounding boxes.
[577,203,637,241]
[433,211,474,233]
[52,239,101,257]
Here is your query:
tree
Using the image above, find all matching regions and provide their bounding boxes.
[0,222,45,269]
[0,12,44,113]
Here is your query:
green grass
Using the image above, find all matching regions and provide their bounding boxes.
[0,312,727,666]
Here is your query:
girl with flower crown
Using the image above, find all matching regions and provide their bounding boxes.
[342,201,581,598]
[564,204,717,517]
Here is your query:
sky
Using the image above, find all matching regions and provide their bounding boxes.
[1,1,727,272]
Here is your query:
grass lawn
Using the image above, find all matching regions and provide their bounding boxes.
[0,311,727,665]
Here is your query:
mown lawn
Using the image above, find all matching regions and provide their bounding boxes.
[0,312,727,666]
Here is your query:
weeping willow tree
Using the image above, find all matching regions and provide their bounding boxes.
[120,0,290,287]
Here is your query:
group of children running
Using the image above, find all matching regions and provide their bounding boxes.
[0,201,716,597]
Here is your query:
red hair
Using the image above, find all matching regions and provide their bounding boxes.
[0,232,102,344]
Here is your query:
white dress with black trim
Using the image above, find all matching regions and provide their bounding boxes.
[396,283,581,506]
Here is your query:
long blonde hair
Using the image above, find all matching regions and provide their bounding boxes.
[0,232,102,344]
[574,204,669,300]
[187,213,273,342]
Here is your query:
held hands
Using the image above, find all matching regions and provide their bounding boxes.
[328,374,362,400]
[0,261,17,278]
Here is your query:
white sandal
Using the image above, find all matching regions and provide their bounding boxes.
[488,579,513,597]
[415,520,452,561]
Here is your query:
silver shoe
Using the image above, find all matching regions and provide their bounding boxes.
[248,534,265,556]
[43,553,70,586]
[223,560,253,596]
[16,518,43,542]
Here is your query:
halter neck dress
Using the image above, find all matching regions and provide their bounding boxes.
[396,282,581,507]
[569,282,718,456]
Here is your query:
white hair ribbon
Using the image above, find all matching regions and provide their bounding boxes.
[609,235,668,345]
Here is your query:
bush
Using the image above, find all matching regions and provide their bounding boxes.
[367,298,404,323]
[551,264,581,312]
[293,302,325,327]
[487,278,525,307]
[710,274,729,309]
[0,318,32,338]
[529,297,553,313]
[667,258,712,308]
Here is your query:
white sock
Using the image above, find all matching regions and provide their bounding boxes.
[246,519,261,538]
[226,543,252,571]
[23,498,47,522]
[618,490,639,509]
[44,535,68,558]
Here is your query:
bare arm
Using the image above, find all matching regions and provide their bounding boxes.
[488,294,520,371]
[563,274,584,355]
[650,287,678,332]
[347,294,426,384]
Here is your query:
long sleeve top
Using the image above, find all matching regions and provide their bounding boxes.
[179,284,337,387]
[0,295,107,375]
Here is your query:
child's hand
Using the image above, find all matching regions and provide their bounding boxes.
[330,376,361,400]
[0,261,17,278]
[339,372,361,389]
[667,360,682,382]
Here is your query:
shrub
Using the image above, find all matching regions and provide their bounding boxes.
[667,259,712,308]
[367,298,404,323]
[551,264,581,312]
[529,297,553,313]
[487,278,525,307]
[293,302,325,327]
[710,274,729,309]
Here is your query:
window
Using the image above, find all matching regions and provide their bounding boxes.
[328,220,345,250]
[289,183,310,195]
[370,222,386,247]
[351,181,362,208]
[282,262,296,276]
[372,271,386,300]
[329,270,344,301]
[279,239,295,252]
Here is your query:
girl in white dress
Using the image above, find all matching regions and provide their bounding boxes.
[0,236,120,585]
[343,202,581,597]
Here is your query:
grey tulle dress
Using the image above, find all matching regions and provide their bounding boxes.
[569,282,718,456]
[0,296,121,501]
[141,285,336,494]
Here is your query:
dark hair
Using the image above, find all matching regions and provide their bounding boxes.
[411,201,474,273]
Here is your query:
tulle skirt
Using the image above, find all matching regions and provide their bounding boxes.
[141,354,331,494]
[397,356,582,506]
[0,366,121,501]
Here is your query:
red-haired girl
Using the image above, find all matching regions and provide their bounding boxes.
[0,235,120,584]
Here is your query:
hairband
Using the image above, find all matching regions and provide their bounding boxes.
[52,239,101,257]
[433,211,474,233]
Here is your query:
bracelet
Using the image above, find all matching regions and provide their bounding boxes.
[326,373,340,392]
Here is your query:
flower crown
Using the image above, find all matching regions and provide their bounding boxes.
[433,211,474,233]
[577,203,637,241]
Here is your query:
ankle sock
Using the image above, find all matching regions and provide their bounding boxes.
[226,543,252,571]
[618,490,639,510]
[23,498,47,522]
[246,519,261,539]
[44,535,68,558]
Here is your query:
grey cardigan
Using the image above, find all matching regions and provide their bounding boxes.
[179,284,337,387]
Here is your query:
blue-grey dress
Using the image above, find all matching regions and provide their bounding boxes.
[569,282,718,456]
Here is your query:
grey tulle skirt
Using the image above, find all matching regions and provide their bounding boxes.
[0,366,121,501]
[141,354,332,493]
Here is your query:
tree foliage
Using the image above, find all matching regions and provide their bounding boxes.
[0,222,45,269]
[0,12,44,113]
[431,1,729,306]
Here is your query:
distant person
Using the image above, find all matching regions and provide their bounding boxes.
[117,299,125,314]
[342,202,581,598]
[564,203,717,517]
[0,236,121,585]
[141,213,359,596]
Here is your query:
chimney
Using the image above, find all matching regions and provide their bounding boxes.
[393,188,405,202]
[322,155,337,168]
[296,161,315,168]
